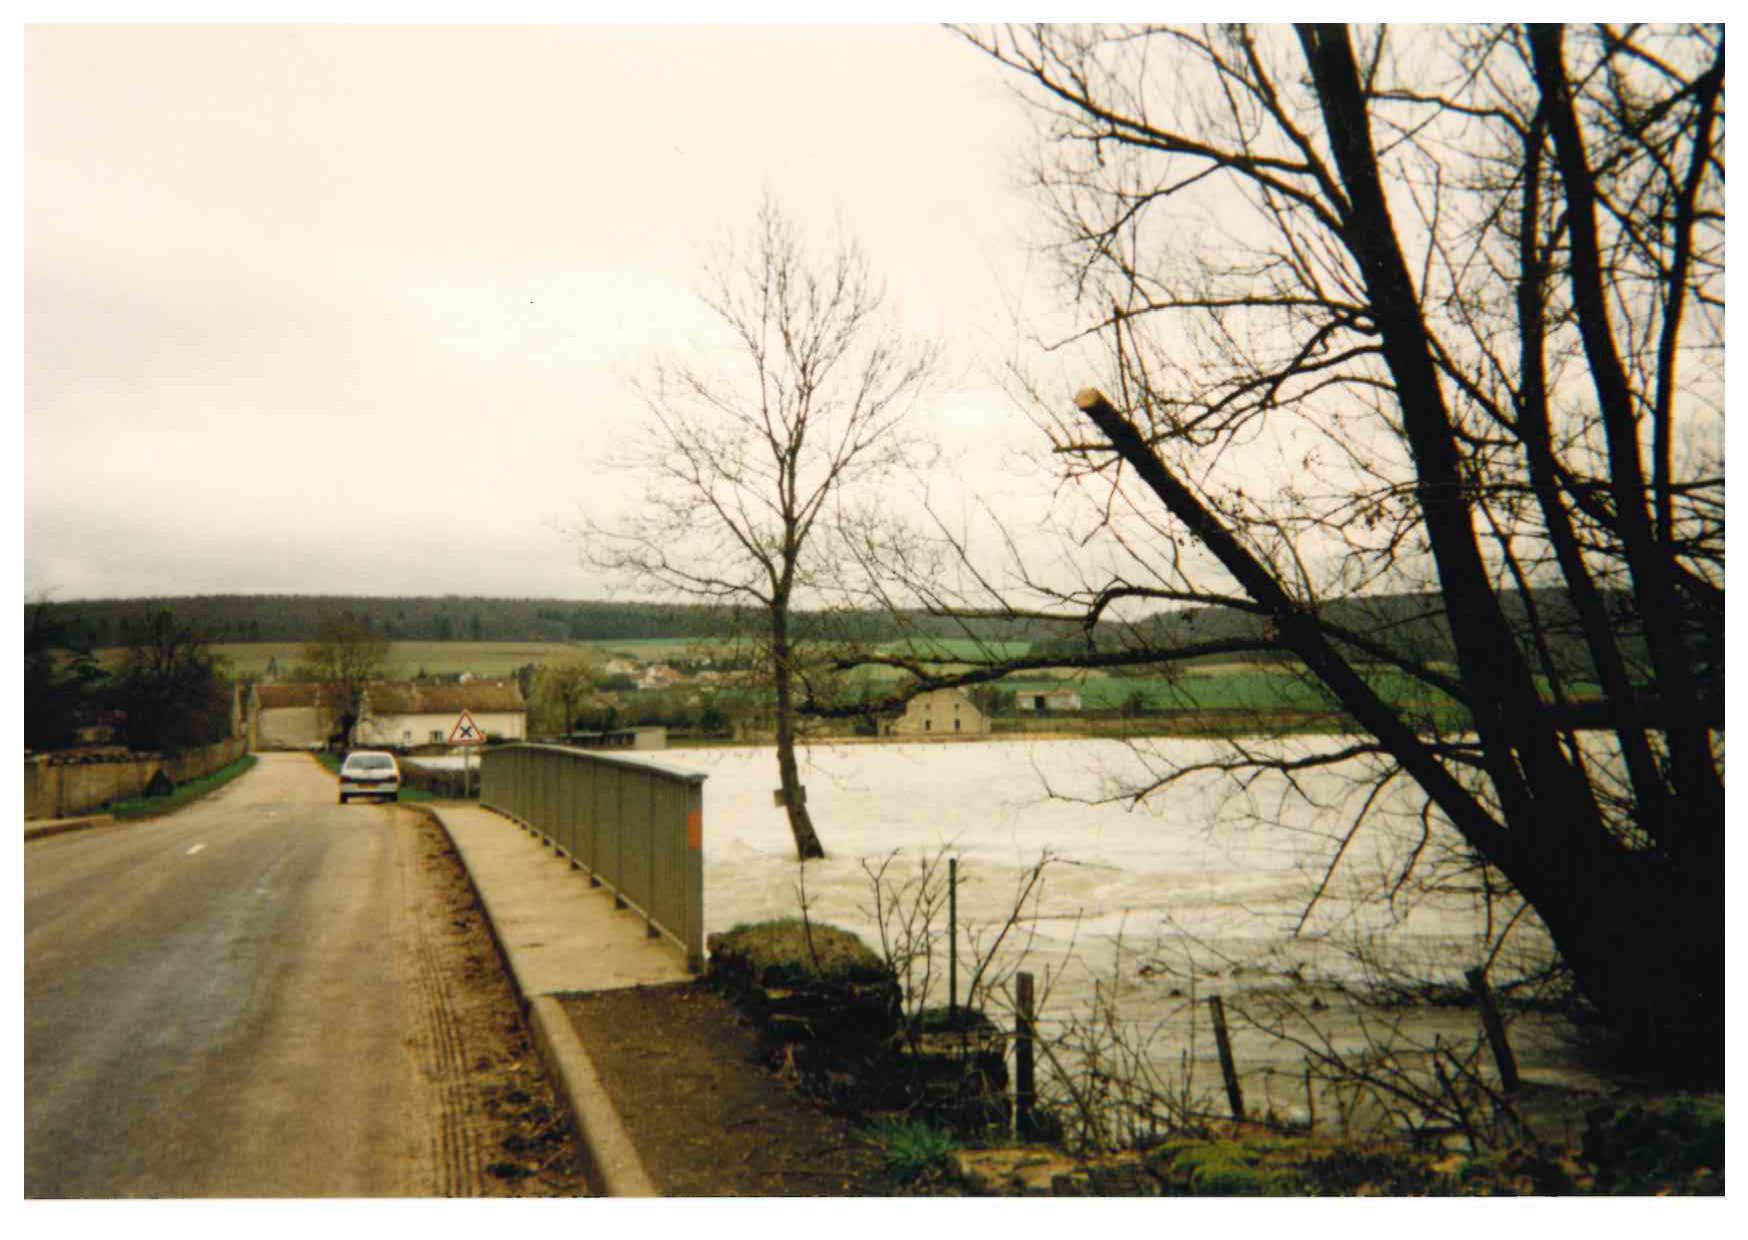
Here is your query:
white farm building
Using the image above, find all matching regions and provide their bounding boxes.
[352,681,528,749]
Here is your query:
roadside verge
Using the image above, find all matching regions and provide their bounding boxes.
[23,814,116,842]
[413,801,680,1197]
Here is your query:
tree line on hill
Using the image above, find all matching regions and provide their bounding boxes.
[27,587,1702,694]
[27,593,1092,651]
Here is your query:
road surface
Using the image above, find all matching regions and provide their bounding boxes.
[26,753,482,1197]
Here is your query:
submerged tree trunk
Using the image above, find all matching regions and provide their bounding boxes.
[770,607,826,861]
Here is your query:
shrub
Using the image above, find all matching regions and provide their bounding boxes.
[1147,1139,1311,1196]
[866,1119,956,1185]
[1583,1096,1724,1194]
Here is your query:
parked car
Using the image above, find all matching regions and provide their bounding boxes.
[338,750,401,804]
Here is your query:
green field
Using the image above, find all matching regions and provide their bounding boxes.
[874,638,1035,661]
[1006,667,1426,720]
[186,636,1038,680]
[1003,668,1360,713]
[573,636,743,660]
[194,641,586,679]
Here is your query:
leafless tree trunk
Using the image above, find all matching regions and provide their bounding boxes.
[591,196,936,860]
[301,612,391,746]
[867,23,1724,1075]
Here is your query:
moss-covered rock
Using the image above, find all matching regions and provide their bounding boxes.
[707,918,901,1103]
[708,919,891,988]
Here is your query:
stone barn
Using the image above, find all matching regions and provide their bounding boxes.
[880,688,990,738]
[1015,688,1083,713]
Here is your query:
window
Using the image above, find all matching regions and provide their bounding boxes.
[431,730,443,742]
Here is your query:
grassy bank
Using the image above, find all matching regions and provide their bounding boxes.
[108,754,258,819]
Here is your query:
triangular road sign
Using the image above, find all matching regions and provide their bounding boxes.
[449,709,486,745]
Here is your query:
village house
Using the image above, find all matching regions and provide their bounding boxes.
[636,664,683,691]
[1015,688,1083,713]
[353,680,528,749]
[880,687,990,738]
[248,682,344,750]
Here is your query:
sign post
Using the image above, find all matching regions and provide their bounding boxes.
[448,708,486,798]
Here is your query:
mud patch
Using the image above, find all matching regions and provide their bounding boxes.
[561,982,904,1196]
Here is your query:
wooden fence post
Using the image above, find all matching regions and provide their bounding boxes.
[1208,994,1246,1121]
[1014,971,1036,1138]
[1465,966,1520,1092]
[948,857,958,1021]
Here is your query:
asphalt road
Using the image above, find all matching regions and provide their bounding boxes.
[25,753,441,1197]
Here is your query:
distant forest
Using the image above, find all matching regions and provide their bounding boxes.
[25,587,1683,687]
[29,594,1078,649]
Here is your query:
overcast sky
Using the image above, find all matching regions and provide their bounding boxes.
[24,21,1068,603]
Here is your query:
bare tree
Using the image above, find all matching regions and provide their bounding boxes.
[301,613,392,746]
[849,24,1722,1076]
[533,656,596,737]
[593,197,936,860]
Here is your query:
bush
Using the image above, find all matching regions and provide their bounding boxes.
[866,1119,956,1184]
[1147,1139,1311,1196]
[1583,1096,1724,1194]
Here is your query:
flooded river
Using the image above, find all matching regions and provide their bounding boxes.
[649,737,1602,1132]
[443,736,1610,1133]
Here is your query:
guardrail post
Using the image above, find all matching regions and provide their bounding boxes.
[685,784,704,972]
[613,768,626,910]
[645,772,658,938]
[589,759,603,885]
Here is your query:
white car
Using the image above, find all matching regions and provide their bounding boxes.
[338,750,401,804]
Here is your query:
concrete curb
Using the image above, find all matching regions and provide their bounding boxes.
[526,996,658,1197]
[411,802,659,1198]
[23,814,116,842]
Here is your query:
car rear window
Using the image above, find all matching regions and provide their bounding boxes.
[347,754,396,770]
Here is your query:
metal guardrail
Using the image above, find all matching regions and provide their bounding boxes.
[480,742,707,971]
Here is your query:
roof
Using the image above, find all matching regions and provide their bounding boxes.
[254,683,343,711]
[363,681,526,717]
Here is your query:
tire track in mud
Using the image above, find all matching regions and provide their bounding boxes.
[399,812,485,1197]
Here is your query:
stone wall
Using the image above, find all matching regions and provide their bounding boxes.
[24,737,249,820]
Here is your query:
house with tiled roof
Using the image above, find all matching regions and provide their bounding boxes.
[879,687,990,738]
[248,682,346,750]
[352,680,527,749]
